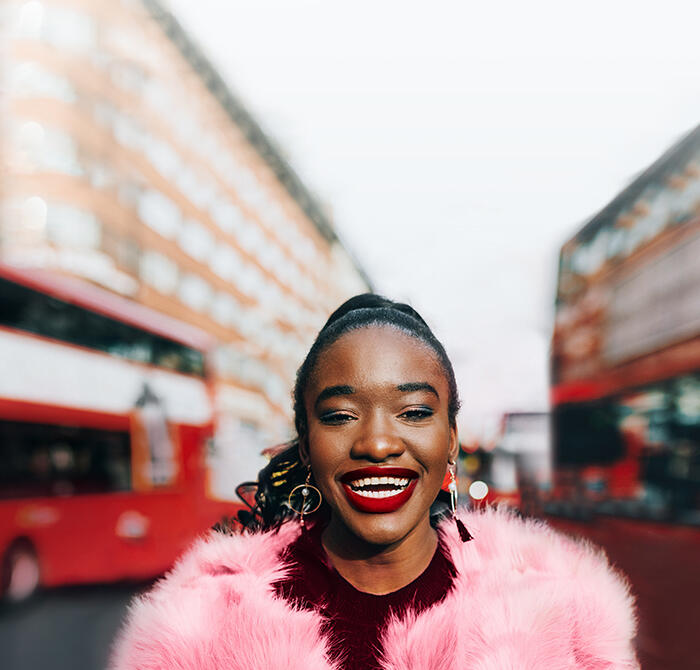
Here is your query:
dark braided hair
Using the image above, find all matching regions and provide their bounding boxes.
[231,294,460,532]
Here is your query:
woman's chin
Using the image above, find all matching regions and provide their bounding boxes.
[328,507,428,550]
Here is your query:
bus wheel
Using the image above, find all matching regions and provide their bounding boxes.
[2,539,40,603]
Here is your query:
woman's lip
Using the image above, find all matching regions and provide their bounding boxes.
[340,466,420,514]
[342,479,418,514]
[340,466,418,483]
[343,478,418,514]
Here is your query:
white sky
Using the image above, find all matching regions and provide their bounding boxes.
[166,0,700,437]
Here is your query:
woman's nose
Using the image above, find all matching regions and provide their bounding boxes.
[350,416,405,462]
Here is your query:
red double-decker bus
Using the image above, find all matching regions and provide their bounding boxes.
[549,127,700,669]
[551,139,700,523]
[0,263,236,601]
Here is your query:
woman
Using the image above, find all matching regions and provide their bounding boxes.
[111,295,639,670]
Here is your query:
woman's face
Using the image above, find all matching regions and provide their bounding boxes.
[302,325,457,547]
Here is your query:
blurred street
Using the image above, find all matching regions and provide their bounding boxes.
[0,582,143,670]
[547,516,700,670]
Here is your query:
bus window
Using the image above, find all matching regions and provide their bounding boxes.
[553,401,625,465]
[151,336,205,377]
[0,277,204,376]
[0,420,131,499]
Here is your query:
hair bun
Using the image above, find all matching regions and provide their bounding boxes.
[321,293,428,332]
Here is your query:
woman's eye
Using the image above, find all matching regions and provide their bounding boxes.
[399,407,434,421]
[319,412,356,425]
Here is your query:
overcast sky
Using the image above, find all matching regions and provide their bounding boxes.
[166,0,700,437]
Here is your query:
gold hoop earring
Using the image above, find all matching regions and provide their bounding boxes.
[288,466,322,527]
[448,462,473,543]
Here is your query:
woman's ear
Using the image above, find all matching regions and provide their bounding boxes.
[298,434,310,467]
[448,425,459,464]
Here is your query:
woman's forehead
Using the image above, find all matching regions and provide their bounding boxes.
[310,325,444,384]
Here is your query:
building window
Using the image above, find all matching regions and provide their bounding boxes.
[37,125,83,176]
[140,250,178,295]
[209,196,245,234]
[210,291,239,327]
[237,220,266,256]
[177,219,215,263]
[142,134,180,180]
[178,273,213,313]
[113,114,144,151]
[210,244,241,281]
[138,189,182,239]
[8,61,76,103]
[11,2,42,39]
[41,4,96,52]
[109,59,147,95]
[175,166,216,210]
[46,203,101,249]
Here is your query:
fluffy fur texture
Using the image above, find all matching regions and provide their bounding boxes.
[110,508,639,669]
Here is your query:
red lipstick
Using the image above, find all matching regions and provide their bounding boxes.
[341,467,418,514]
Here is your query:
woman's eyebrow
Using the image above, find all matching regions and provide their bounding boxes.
[397,382,439,398]
[315,384,355,408]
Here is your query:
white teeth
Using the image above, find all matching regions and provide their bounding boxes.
[353,488,404,498]
[348,476,412,489]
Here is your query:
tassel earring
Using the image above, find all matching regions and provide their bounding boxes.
[448,462,473,542]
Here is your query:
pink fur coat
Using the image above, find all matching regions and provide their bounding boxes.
[110,508,639,669]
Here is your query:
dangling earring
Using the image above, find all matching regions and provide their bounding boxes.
[448,462,473,542]
[288,466,322,528]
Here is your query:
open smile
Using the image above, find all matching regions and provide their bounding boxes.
[340,467,419,513]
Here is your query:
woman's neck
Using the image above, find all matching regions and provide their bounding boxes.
[320,518,438,595]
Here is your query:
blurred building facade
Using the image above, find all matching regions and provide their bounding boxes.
[0,0,370,490]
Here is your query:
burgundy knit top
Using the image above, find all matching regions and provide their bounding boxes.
[274,522,457,670]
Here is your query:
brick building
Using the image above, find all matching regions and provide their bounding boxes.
[1,0,371,491]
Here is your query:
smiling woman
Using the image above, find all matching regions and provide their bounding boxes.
[111,295,640,670]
